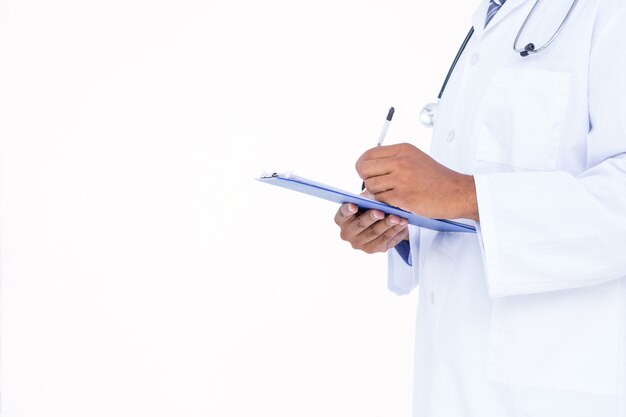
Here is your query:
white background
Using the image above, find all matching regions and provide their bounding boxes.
[0,1,476,416]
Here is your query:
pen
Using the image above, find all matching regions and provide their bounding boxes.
[362,106,395,191]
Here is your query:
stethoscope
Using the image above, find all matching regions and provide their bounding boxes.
[419,0,581,128]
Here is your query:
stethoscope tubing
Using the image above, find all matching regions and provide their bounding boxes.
[513,0,581,54]
[426,0,580,121]
[437,27,476,100]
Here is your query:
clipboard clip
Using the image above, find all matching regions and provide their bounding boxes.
[260,171,293,180]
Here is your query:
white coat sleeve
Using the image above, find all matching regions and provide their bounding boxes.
[387,225,420,295]
[474,7,626,298]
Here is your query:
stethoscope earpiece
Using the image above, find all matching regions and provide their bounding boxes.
[514,0,580,57]
[520,43,536,57]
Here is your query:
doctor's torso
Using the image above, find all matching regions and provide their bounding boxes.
[410,0,626,416]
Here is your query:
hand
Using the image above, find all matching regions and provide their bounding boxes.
[334,197,409,254]
[356,143,479,221]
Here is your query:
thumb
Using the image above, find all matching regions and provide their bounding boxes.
[360,191,375,200]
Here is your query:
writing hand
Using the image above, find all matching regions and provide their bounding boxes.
[356,143,479,221]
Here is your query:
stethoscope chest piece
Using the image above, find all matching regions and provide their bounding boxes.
[419,102,439,128]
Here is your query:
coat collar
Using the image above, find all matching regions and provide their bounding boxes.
[471,0,534,39]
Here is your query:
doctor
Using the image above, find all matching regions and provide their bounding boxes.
[334,0,626,416]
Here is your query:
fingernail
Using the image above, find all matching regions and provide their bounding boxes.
[347,204,357,213]
[372,211,384,220]
[388,217,399,224]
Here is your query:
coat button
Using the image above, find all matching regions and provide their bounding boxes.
[430,291,435,305]
[470,52,480,65]
[446,130,456,143]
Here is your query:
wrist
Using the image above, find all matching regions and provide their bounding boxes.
[450,174,480,222]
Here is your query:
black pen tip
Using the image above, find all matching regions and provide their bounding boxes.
[386,107,395,121]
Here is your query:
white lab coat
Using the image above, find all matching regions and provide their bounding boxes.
[388,0,626,416]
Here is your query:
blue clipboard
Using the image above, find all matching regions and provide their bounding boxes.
[257,172,476,233]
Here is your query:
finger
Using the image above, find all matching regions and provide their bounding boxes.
[387,215,409,227]
[341,209,385,241]
[334,202,359,226]
[385,227,410,250]
[363,174,395,195]
[355,216,406,246]
[361,223,409,253]
[356,158,395,181]
[371,189,409,212]
[358,144,404,163]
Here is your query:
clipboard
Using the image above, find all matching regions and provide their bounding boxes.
[257,172,476,233]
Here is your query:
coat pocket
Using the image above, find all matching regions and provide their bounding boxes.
[474,68,572,171]
[485,279,621,396]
